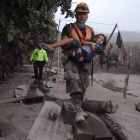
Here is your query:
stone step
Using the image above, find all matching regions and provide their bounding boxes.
[72,119,94,140]
[72,113,112,140]
[87,114,112,140]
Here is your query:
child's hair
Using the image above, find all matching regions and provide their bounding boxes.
[95,34,107,46]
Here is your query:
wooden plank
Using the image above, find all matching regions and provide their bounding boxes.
[0,90,44,104]
[99,114,128,140]
[26,101,72,140]
[0,97,26,104]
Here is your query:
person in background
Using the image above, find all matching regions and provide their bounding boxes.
[30,43,48,84]
[60,2,93,123]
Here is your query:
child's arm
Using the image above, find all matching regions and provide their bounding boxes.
[82,41,94,46]
[103,43,113,58]
[82,41,96,52]
[42,38,73,51]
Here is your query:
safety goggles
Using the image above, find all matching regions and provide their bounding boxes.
[75,4,89,11]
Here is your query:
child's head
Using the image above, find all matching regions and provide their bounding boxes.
[94,34,107,46]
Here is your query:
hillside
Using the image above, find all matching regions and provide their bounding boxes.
[58,30,140,43]
[104,30,140,43]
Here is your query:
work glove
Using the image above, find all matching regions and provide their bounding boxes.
[95,44,103,55]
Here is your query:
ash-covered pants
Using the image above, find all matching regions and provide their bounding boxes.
[63,54,90,104]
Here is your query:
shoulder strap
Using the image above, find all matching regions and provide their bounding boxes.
[87,25,93,41]
[71,23,82,44]
[69,24,73,35]
[66,24,74,38]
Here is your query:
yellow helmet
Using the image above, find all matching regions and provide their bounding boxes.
[75,2,90,13]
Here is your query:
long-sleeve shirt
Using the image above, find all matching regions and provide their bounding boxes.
[30,48,48,62]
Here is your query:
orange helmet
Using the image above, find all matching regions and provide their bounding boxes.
[75,2,90,13]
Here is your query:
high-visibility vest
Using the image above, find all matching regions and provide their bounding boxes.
[62,22,94,54]
[30,48,48,62]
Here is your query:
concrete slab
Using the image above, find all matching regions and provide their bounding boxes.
[87,114,112,140]
[72,113,112,140]
[26,101,72,140]
[61,102,76,125]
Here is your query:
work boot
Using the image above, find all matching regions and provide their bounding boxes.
[82,97,88,118]
[39,80,44,85]
[75,106,85,122]
[75,106,89,122]
[73,98,87,122]
[71,92,88,122]
[33,79,39,85]
[75,102,88,119]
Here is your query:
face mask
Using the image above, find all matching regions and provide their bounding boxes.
[77,22,85,29]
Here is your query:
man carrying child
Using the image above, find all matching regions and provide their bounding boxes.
[42,2,113,122]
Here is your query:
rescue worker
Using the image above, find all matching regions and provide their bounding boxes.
[30,43,48,84]
[61,2,95,122]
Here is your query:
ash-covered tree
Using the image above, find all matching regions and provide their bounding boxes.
[0,0,74,80]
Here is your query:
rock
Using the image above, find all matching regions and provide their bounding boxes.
[0,118,15,137]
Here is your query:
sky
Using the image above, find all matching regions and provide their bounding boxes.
[55,0,140,34]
